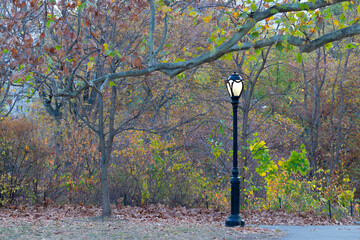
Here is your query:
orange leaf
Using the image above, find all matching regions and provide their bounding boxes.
[11,48,18,57]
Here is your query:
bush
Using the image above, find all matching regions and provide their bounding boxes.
[110,131,211,207]
[0,118,49,205]
[250,136,355,218]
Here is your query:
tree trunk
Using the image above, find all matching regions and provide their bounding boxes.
[98,94,111,217]
[100,153,111,217]
[303,48,326,176]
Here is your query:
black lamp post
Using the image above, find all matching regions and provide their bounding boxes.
[225,71,245,227]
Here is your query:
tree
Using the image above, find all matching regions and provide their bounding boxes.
[3,0,360,216]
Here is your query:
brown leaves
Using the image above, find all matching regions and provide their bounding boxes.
[30,0,38,8]
[0,204,354,227]
[23,35,33,48]
[241,209,354,226]
[129,13,139,22]
[58,49,66,59]
[11,48,18,57]
[12,0,26,9]
[43,46,56,54]
[7,21,14,31]
[90,31,100,39]
[133,56,143,69]
[0,205,101,223]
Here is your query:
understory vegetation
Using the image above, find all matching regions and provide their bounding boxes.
[0,103,358,220]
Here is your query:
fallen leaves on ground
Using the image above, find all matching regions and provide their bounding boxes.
[0,204,354,225]
[0,204,354,238]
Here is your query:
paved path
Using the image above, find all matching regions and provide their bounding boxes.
[258,225,360,240]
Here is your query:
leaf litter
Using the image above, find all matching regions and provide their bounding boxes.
[0,204,354,239]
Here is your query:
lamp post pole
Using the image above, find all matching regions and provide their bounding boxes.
[225,72,245,227]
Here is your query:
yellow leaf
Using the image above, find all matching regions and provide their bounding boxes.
[278,160,283,167]
[203,15,212,23]
[189,11,197,17]
[161,6,171,13]
[87,62,94,71]
[103,43,109,51]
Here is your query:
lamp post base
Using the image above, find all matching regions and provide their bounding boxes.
[225,214,245,227]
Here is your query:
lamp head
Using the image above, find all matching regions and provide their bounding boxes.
[225,71,244,98]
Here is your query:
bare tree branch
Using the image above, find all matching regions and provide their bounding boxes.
[148,0,156,66]
[47,0,357,99]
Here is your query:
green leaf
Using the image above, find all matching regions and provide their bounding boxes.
[299,3,310,10]
[324,42,333,50]
[345,43,355,49]
[46,19,54,27]
[250,3,257,11]
[255,48,262,55]
[55,46,61,50]
[2,49,8,54]
[176,73,185,79]
[275,42,285,52]
[13,78,21,84]
[271,8,279,14]
[219,125,224,135]
[108,51,115,57]
[215,36,226,45]
[78,2,87,10]
[296,52,303,64]
[250,31,259,39]
[220,52,233,61]
[113,50,122,58]
[174,58,185,63]
[109,81,116,87]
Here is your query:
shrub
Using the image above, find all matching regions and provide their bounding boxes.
[250,135,355,217]
[0,118,49,205]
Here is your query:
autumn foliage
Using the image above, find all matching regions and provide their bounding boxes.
[0,0,359,223]
[0,118,49,205]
